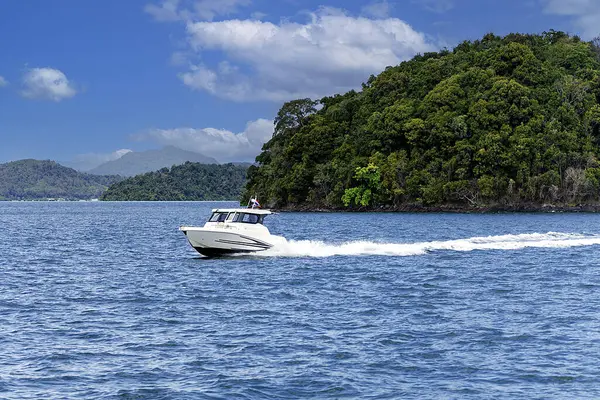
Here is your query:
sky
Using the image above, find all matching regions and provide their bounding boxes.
[0,0,598,169]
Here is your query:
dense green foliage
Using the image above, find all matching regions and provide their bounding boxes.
[245,32,600,209]
[100,162,247,201]
[0,159,122,200]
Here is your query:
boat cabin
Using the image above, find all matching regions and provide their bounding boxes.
[208,208,271,225]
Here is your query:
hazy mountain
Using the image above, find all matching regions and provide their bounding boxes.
[88,146,218,177]
[60,149,133,172]
[0,159,122,200]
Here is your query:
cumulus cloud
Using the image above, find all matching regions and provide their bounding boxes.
[68,149,133,171]
[145,1,434,101]
[21,67,77,101]
[179,7,434,101]
[138,118,273,162]
[0,76,7,87]
[543,0,600,39]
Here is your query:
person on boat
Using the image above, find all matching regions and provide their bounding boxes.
[250,198,261,209]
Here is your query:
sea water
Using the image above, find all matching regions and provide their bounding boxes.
[1,201,600,398]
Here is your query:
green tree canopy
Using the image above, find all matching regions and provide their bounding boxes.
[244,32,600,209]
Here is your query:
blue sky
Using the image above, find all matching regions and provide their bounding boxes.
[0,0,598,169]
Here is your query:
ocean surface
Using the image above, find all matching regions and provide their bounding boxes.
[1,201,600,399]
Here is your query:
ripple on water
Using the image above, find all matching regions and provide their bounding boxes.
[2,203,600,399]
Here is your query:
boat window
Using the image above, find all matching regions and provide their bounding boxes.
[226,212,236,222]
[240,213,260,224]
[209,212,228,222]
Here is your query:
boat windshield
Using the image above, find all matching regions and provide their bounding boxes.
[232,212,264,224]
[209,211,264,224]
[209,212,229,223]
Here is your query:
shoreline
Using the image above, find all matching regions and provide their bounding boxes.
[4,200,600,213]
[273,203,600,213]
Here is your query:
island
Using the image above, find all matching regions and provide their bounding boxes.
[0,159,122,201]
[243,31,600,212]
[100,162,247,201]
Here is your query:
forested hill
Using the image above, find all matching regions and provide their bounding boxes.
[244,31,600,210]
[100,162,247,201]
[0,159,122,200]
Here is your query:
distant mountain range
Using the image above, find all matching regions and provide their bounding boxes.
[88,146,219,176]
[0,147,255,200]
[0,159,122,200]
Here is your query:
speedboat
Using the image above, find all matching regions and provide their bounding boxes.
[179,208,282,257]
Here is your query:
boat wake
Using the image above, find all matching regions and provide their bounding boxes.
[259,232,600,258]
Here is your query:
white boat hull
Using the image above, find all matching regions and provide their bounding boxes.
[180,227,276,256]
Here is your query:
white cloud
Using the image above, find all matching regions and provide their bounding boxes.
[21,67,77,101]
[139,118,273,162]
[67,149,132,171]
[179,8,434,101]
[362,1,392,18]
[145,0,250,21]
[543,0,600,39]
[0,76,7,87]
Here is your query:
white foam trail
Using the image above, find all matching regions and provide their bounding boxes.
[260,232,600,258]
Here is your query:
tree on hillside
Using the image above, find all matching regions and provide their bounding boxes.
[273,98,319,137]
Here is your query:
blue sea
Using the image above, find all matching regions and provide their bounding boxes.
[1,201,600,399]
